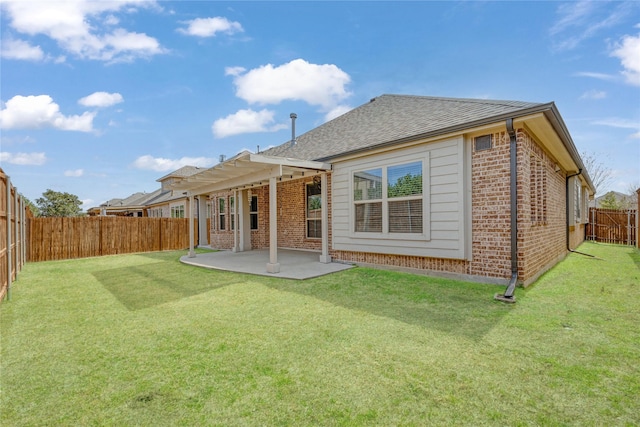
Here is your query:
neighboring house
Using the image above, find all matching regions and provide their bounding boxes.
[87,166,212,243]
[168,94,596,292]
[589,191,636,209]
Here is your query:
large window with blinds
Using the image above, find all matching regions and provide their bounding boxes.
[353,160,423,235]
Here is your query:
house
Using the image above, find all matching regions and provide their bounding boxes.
[168,94,596,297]
[87,166,210,226]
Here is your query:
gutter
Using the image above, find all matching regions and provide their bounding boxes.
[495,119,519,304]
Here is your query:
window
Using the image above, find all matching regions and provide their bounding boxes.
[575,179,581,222]
[353,161,423,234]
[170,204,185,218]
[306,182,322,238]
[354,168,383,232]
[250,195,258,230]
[387,162,422,233]
[218,197,225,231]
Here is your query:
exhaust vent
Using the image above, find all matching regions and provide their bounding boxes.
[474,134,492,151]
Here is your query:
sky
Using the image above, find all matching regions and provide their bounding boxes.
[1,0,639,211]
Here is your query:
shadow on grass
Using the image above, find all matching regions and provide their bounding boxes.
[93,262,238,311]
[264,267,513,341]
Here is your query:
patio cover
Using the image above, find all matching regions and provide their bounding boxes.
[168,151,332,274]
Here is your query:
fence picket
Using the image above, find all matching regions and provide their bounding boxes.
[586,208,637,246]
[27,217,192,262]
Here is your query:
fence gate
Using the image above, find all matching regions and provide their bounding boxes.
[586,208,637,246]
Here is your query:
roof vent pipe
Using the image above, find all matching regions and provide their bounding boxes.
[290,113,297,146]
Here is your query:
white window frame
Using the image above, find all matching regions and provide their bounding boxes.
[306,182,322,239]
[170,204,185,218]
[349,153,430,241]
[250,195,258,230]
[218,197,226,231]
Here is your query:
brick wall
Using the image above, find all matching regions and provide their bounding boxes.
[470,130,513,280]
[208,174,332,252]
[518,130,568,284]
[207,131,577,286]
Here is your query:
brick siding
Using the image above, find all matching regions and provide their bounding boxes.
[207,129,582,285]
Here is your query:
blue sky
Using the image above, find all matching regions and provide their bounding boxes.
[1,1,639,210]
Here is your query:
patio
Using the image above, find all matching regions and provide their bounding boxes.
[180,248,354,280]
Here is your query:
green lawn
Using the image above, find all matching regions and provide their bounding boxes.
[1,242,639,426]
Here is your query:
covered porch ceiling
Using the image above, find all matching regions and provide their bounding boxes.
[169,151,332,195]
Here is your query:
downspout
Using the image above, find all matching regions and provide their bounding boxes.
[495,119,518,303]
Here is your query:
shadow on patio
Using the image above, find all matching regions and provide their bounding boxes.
[180,248,354,280]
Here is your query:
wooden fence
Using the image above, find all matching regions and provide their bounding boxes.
[28,216,193,262]
[1,168,29,300]
[586,207,637,246]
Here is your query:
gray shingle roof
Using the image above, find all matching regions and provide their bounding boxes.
[156,165,206,182]
[263,94,545,161]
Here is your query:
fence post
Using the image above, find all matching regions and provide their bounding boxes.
[6,176,12,301]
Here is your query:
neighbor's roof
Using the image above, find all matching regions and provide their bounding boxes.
[156,165,206,182]
[264,94,544,161]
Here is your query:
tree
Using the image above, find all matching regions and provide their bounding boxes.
[387,173,423,197]
[36,189,83,217]
[20,194,40,217]
[599,192,622,210]
[580,151,612,195]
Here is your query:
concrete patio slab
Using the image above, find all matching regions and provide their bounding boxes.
[180,249,354,280]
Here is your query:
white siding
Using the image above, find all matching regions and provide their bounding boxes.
[331,136,468,259]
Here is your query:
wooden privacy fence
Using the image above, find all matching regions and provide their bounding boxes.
[28,216,192,262]
[586,208,637,246]
[1,168,29,300]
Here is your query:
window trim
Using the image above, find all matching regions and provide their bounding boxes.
[218,197,226,231]
[250,195,258,231]
[348,153,430,241]
[306,181,322,239]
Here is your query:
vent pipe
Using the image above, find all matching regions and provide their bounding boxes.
[290,113,297,146]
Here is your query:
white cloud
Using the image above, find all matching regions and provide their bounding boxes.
[178,17,243,37]
[132,155,215,172]
[574,71,617,81]
[212,109,287,138]
[0,38,45,61]
[1,95,96,132]
[78,92,124,108]
[592,117,640,139]
[230,59,352,110]
[579,90,606,100]
[611,32,640,86]
[0,152,47,166]
[64,169,84,177]
[225,66,246,76]
[1,0,165,63]
[550,1,631,51]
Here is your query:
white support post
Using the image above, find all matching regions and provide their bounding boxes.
[266,176,280,273]
[319,172,331,264]
[188,195,195,258]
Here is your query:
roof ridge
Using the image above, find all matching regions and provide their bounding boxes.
[377,93,542,107]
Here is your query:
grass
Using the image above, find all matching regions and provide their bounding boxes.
[1,242,639,426]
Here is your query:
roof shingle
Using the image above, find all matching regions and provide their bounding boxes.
[263,94,544,161]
